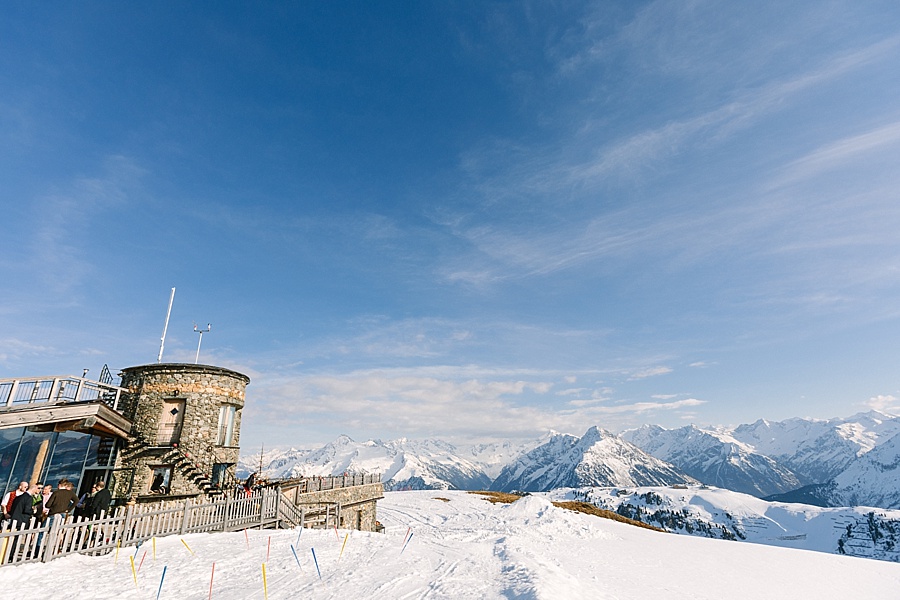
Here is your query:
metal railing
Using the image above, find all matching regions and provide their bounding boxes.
[0,375,127,412]
[0,487,330,567]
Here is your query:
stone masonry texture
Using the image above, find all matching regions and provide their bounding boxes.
[114,363,249,499]
[287,483,385,531]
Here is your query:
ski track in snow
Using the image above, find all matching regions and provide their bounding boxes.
[0,491,898,599]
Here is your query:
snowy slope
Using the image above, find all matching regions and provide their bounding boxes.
[1,490,899,599]
[547,485,900,562]
[622,424,804,496]
[491,427,694,492]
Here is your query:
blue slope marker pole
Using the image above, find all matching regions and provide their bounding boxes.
[400,532,414,554]
[156,565,167,600]
[311,548,322,580]
[290,544,302,570]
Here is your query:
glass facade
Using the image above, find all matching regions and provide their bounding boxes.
[0,427,119,496]
[0,427,24,493]
[43,431,93,487]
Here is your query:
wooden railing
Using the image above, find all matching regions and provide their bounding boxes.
[0,375,126,411]
[279,473,382,496]
[0,488,332,567]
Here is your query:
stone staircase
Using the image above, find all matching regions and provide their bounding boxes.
[121,431,241,497]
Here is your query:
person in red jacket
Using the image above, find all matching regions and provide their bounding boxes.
[2,481,28,520]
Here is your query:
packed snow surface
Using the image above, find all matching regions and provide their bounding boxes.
[1,490,898,599]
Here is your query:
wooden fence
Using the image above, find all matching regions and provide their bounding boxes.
[0,488,337,567]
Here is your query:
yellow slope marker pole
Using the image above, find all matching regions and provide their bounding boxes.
[181,538,196,556]
[130,555,138,587]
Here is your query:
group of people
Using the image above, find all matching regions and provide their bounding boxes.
[1,478,112,531]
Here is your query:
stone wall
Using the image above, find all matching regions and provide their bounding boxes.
[115,363,249,499]
[285,482,385,531]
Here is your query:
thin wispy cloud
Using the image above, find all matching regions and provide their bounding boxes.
[769,120,900,189]
[443,33,900,287]
[0,338,56,366]
[865,395,900,414]
[628,366,673,381]
[23,156,143,297]
[249,367,707,442]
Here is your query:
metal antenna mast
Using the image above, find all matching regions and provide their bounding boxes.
[258,443,264,474]
[157,287,176,363]
[194,323,211,364]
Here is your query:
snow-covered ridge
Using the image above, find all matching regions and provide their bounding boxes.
[240,410,900,509]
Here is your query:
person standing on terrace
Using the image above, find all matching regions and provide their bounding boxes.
[2,481,28,520]
[43,479,77,525]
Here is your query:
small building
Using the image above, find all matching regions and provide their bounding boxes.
[114,363,249,500]
[0,363,383,532]
[0,362,249,502]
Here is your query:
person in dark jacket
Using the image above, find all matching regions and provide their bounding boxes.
[90,480,112,518]
[44,479,77,524]
[9,484,40,525]
[74,484,95,519]
[7,484,42,561]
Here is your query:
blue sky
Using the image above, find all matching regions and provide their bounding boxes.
[3,1,900,450]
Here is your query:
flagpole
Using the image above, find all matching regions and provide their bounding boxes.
[158,288,176,363]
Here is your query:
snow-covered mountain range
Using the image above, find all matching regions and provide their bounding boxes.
[768,428,900,509]
[239,410,900,509]
[490,427,695,492]
[730,411,900,482]
[240,434,496,491]
[621,424,803,496]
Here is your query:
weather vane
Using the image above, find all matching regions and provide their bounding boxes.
[193,323,211,364]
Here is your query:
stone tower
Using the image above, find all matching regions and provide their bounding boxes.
[114,363,249,499]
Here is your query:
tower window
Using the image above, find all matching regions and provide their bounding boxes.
[216,405,237,446]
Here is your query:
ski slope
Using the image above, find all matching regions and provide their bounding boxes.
[0,490,897,599]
